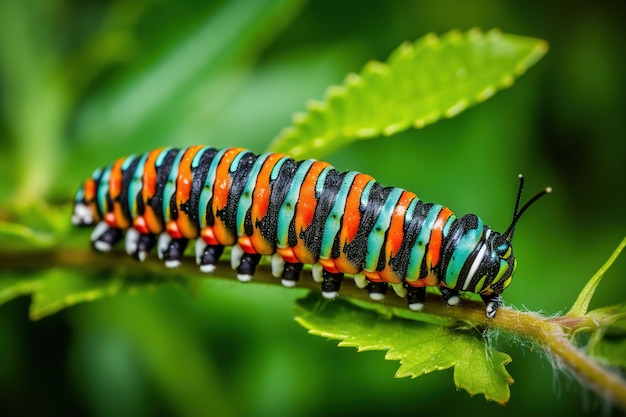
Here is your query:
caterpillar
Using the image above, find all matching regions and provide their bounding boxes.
[72,145,550,318]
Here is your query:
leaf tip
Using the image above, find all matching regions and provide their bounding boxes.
[424,32,440,47]
[477,86,496,101]
[306,99,325,111]
[292,112,307,124]
[501,74,515,87]
[445,99,469,118]
[346,72,362,86]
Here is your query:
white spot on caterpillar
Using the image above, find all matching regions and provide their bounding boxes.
[90,221,109,243]
[230,243,244,270]
[322,291,338,299]
[237,274,252,283]
[125,228,140,256]
[271,253,285,278]
[195,238,207,265]
[93,240,112,253]
[408,302,424,312]
[157,233,171,260]
[199,264,216,274]
[446,296,461,306]
[369,292,385,301]
[72,203,93,225]
[312,263,324,283]
[281,279,297,288]
[165,259,181,269]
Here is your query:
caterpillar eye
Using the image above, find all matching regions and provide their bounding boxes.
[495,243,510,257]
[491,235,511,257]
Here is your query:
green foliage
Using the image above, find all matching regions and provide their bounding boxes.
[588,304,626,370]
[568,237,626,317]
[0,1,625,415]
[295,293,514,404]
[270,29,548,158]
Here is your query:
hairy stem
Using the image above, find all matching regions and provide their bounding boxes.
[3,247,626,410]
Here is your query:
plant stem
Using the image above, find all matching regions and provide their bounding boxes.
[3,247,626,410]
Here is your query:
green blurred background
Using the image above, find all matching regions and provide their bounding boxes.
[0,0,624,416]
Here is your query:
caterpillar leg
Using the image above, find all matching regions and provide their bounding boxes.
[391,283,407,298]
[281,262,304,288]
[195,239,225,273]
[366,281,388,301]
[269,254,304,287]
[91,221,124,252]
[481,294,503,318]
[407,286,426,311]
[158,233,189,268]
[236,253,262,283]
[230,244,262,282]
[321,270,344,299]
[440,287,461,306]
[125,228,156,261]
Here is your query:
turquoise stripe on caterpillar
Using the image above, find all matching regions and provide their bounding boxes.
[276,159,315,248]
[121,154,138,170]
[405,203,444,281]
[155,147,173,166]
[229,149,249,173]
[190,146,213,169]
[236,153,272,236]
[360,180,375,207]
[444,217,484,288]
[270,156,289,181]
[198,148,228,228]
[364,187,403,272]
[162,150,185,221]
[315,166,332,196]
[127,153,149,218]
[320,171,359,259]
[97,165,112,214]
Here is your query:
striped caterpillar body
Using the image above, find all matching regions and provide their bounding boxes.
[72,146,549,318]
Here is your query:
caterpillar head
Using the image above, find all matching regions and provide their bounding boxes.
[440,215,515,298]
[442,176,550,318]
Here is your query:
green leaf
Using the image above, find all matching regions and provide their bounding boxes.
[269,28,548,158]
[0,201,73,249]
[568,236,626,317]
[586,304,626,370]
[0,220,55,248]
[0,262,195,320]
[295,293,514,404]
